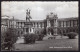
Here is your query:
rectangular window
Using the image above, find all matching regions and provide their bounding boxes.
[22,23,24,27]
[35,23,37,27]
[64,21,66,27]
[59,21,61,27]
[74,20,77,26]
[67,21,70,27]
[42,23,44,27]
[61,21,63,27]
[40,22,42,28]
[71,20,73,27]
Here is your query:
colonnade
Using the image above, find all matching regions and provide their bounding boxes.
[33,22,44,28]
[60,20,78,27]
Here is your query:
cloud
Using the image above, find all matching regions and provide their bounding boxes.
[1,1,78,20]
[54,2,78,18]
[31,6,46,20]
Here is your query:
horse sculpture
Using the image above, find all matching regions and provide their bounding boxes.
[26,9,32,22]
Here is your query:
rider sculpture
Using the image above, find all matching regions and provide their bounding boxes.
[26,9,32,22]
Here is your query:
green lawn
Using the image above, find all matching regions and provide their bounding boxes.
[14,38,78,51]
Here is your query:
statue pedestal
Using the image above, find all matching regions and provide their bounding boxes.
[23,22,32,34]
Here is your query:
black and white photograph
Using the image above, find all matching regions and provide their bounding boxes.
[1,1,79,51]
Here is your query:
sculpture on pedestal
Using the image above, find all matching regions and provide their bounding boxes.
[26,8,32,22]
[24,8,32,34]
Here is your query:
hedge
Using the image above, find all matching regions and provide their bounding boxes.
[67,32,78,39]
[24,33,38,44]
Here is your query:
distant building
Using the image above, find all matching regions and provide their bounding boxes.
[1,17,9,32]
[1,13,79,36]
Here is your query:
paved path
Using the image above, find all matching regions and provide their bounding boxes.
[16,37,24,43]
[16,35,78,44]
[43,35,78,40]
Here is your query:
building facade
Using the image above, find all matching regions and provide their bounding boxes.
[1,13,79,36]
[58,17,79,35]
[1,18,9,33]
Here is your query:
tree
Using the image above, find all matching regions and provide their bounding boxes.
[1,28,18,51]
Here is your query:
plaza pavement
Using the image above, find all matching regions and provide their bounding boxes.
[14,35,78,51]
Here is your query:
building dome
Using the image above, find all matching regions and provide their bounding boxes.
[46,12,57,19]
[50,12,57,16]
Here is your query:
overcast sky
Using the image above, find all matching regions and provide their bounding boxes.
[1,1,78,20]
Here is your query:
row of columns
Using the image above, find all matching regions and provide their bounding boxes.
[24,27,34,34]
[47,19,57,27]
[60,20,78,27]
[59,27,78,35]
[16,22,24,28]
[33,22,44,28]
[16,22,45,28]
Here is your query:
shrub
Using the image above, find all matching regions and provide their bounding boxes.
[1,32,6,50]
[37,34,44,41]
[67,32,78,39]
[1,28,18,51]
[5,28,18,43]
[24,33,38,44]
[63,33,67,36]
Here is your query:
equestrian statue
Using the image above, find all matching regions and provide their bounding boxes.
[26,8,32,22]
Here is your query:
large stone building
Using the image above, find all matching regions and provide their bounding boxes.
[1,12,79,36]
[58,17,79,35]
